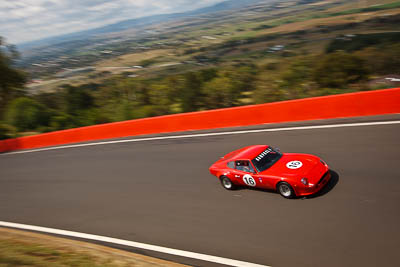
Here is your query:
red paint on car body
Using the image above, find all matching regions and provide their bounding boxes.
[209,145,331,197]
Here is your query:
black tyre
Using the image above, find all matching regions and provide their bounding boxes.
[277,182,295,199]
[220,176,235,190]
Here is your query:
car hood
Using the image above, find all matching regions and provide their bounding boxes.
[261,153,326,183]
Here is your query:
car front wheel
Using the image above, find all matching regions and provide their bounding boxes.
[277,182,295,198]
[220,176,235,190]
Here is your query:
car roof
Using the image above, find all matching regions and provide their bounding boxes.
[227,145,269,161]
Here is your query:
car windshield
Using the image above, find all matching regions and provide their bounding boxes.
[251,147,282,172]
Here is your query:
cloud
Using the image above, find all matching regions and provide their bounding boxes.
[87,2,120,12]
[0,0,225,44]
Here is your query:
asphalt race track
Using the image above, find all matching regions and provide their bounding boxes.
[1,115,400,267]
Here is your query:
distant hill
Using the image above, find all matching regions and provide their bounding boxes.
[18,0,262,51]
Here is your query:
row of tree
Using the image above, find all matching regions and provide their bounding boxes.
[1,39,399,139]
[0,37,27,138]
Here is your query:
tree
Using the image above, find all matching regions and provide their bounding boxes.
[253,74,288,104]
[355,44,400,75]
[0,37,27,118]
[279,57,314,98]
[180,72,203,112]
[0,123,16,139]
[313,52,369,88]
[225,66,258,94]
[63,85,94,115]
[148,83,174,116]
[35,92,63,110]
[199,68,218,82]
[5,97,49,132]
[49,113,73,131]
[202,76,236,109]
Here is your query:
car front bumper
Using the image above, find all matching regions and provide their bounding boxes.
[295,170,331,197]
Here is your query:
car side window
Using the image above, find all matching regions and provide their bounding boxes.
[235,160,255,173]
[227,161,235,169]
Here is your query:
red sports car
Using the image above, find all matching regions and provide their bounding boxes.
[209,145,331,198]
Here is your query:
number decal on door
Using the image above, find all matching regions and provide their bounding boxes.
[243,174,256,187]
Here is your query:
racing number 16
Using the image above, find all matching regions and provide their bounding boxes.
[243,174,256,187]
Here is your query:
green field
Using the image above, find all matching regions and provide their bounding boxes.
[0,228,186,267]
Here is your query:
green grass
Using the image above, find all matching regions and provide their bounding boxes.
[0,239,116,267]
[330,1,400,16]
[326,32,400,53]
[250,1,400,30]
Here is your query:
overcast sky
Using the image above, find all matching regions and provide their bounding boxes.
[0,0,225,44]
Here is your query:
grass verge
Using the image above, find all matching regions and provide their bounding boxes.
[0,227,189,267]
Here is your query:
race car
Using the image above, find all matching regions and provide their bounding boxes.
[209,145,331,198]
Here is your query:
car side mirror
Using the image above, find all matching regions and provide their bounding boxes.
[275,147,281,152]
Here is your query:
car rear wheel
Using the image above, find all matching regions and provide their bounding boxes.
[220,176,235,190]
[277,182,295,199]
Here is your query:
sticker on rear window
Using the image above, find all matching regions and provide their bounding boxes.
[254,147,273,162]
[286,161,303,169]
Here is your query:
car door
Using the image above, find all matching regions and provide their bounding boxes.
[223,161,237,182]
[233,160,260,188]
[255,173,275,189]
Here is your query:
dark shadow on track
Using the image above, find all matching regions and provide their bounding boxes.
[226,170,340,199]
[303,170,340,199]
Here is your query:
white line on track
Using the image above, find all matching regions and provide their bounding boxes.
[3,120,400,155]
[0,221,269,267]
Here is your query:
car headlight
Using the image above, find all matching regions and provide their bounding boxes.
[301,178,308,185]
